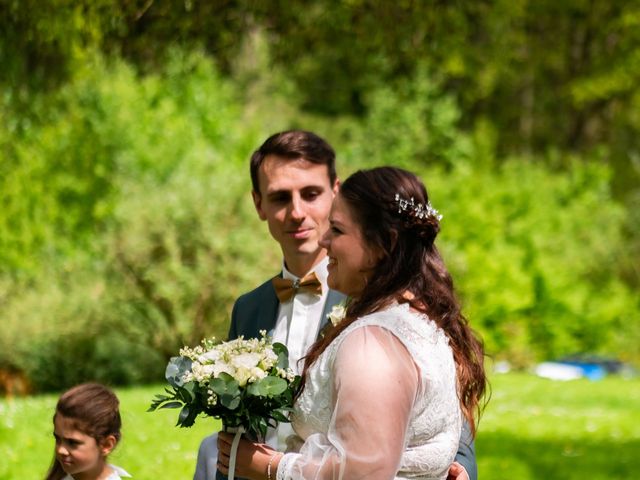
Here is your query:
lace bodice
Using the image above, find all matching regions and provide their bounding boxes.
[277,302,462,480]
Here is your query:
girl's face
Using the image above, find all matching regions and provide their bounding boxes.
[53,413,115,479]
[319,194,380,297]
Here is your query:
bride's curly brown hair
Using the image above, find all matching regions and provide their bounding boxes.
[301,166,488,435]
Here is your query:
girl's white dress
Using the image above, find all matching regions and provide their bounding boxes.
[277,302,462,480]
[62,464,131,479]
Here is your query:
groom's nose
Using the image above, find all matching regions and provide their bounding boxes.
[289,196,306,221]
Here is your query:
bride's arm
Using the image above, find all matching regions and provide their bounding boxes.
[278,325,420,480]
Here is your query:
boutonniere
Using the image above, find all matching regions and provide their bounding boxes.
[327,303,347,327]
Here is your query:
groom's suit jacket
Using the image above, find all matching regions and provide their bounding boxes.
[220,275,477,480]
[213,274,345,480]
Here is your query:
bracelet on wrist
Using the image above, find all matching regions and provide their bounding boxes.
[267,452,281,480]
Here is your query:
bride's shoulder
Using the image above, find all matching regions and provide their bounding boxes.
[347,302,447,345]
[354,302,427,327]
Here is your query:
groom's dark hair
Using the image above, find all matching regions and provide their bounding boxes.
[250,130,337,194]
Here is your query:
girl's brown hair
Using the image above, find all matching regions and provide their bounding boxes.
[45,383,122,480]
[302,167,488,435]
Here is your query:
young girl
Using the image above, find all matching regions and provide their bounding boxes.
[45,383,131,480]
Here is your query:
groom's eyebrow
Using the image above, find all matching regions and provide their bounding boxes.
[266,184,325,197]
[266,189,292,201]
[266,188,289,197]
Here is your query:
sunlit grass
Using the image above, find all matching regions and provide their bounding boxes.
[1,373,638,479]
[0,384,219,479]
[477,372,640,479]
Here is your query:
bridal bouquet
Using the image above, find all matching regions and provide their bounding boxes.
[149,331,300,442]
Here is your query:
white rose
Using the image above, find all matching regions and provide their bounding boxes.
[211,362,236,378]
[251,366,267,381]
[199,349,221,364]
[232,352,261,370]
[234,367,252,387]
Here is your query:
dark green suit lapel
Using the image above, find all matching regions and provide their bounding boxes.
[228,277,280,340]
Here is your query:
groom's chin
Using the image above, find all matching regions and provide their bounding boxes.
[288,238,321,255]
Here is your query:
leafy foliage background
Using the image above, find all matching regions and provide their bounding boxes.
[1,1,638,392]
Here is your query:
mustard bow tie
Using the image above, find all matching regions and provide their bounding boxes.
[272,272,323,303]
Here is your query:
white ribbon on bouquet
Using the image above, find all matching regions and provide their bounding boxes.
[227,425,244,480]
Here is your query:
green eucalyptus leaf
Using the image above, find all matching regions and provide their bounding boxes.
[220,394,241,410]
[247,376,287,397]
[165,356,192,387]
[272,343,290,369]
[212,374,242,410]
[210,375,240,396]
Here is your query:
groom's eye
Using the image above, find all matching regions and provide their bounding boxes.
[302,189,321,201]
[268,193,290,204]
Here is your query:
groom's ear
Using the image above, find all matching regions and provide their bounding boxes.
[252,190,267,221]
[332,179,340,195]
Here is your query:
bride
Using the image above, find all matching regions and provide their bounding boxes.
[218,166,487,480]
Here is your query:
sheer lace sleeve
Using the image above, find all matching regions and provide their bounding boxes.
[277,325,420,480]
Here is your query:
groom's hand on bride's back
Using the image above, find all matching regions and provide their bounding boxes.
[447,462,470,480]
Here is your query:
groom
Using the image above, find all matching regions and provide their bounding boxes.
[193,130,477,480]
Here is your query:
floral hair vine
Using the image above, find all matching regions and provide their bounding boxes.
[394,193,443,221]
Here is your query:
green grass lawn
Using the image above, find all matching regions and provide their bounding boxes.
[1,372,638,479]
[476,372,640,479]
[0,384,219,479]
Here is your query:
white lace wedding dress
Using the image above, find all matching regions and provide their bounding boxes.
[277,302,462,480]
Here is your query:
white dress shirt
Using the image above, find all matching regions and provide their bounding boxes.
[268,256,329,450]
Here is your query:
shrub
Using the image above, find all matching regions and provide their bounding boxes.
[337,69,639,365]
[0,50,280,391]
